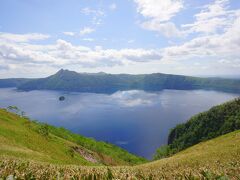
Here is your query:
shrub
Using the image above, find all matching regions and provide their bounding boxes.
[38,124,49,137]
[154,145,170,160]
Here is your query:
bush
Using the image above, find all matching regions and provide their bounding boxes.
[38,124,49,137]
[154,145,170,160]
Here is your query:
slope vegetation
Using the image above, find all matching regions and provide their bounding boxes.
[1,100,240,179]
[1,130,240,179]
[0,109,146,166]
[166,98,240,155]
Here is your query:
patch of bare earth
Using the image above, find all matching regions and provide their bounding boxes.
[72,146,99,163]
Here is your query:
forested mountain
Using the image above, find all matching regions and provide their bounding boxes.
[0,69,240,93]
[0,78,31,88]
[154,98,240,159]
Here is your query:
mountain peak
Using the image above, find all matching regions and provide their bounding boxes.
[53,69,79,78]
[56,69,69,74]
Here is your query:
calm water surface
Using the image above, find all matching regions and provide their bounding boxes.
[0,88,238,159]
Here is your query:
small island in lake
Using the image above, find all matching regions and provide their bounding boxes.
[59,96,65,101]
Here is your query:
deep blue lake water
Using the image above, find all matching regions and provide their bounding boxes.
[0,88,239,159]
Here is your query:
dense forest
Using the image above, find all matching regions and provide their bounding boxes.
[0,69,240,93]
[154,98,240,159]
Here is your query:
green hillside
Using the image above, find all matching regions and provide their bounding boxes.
[1,100,240,179]
[0,109,146,166]
[1,130,240,179]
[154,98,240,158]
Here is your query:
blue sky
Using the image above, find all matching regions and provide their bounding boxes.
[0,0,240,78]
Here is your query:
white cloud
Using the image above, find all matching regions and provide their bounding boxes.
[182,0,238,34]
[79,27,95,36]
[1,0,240,77]
[0,32,50,42]
[134,0,183,22]
[141,21,183,37]
[109,3,117,11]
[134,0,183,37]
[195,0,229,20]
[0,33,163,71]
[81,7,105,16]
[63,31,75,36]
[81,7,105,26]
[163,14,240,60]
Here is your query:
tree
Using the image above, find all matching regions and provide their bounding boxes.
[154,145,170,160]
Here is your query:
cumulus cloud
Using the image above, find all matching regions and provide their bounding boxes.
[163,14,240,60]
[1,0,239,77]
[182,0,238,34]
[134,0,183,22]
[134,0,184,37]
[134,0,239,39]
[0,33,163,70]
[141,21,183,37]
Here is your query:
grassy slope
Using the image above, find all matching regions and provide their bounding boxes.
[0,109,145,166]
[134,130,240,178]
[1,105,240,179]
[1,130,240,179]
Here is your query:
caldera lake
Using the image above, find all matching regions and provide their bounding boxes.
[0,88,239,159]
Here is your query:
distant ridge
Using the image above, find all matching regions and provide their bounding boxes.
[0,69,239,93]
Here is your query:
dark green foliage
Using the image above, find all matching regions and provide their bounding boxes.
[107,168,114,180]
[67,148,75,158]
[7,106,26,118]
[153,145,170,160]
[7,106,20,114]
[37,124,49,137]
[158,98,240,158]
[1,69,239,93]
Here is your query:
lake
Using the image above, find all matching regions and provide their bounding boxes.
[0,88,239,159]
